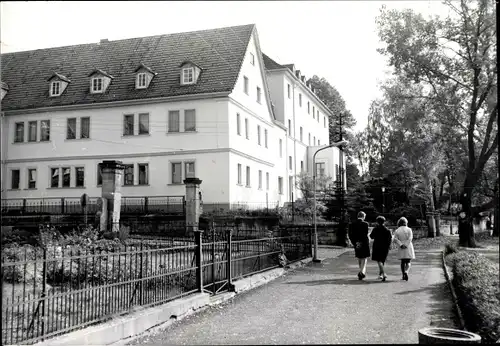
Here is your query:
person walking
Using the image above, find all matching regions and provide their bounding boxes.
[348,211,370,280]
[370,216,392,281]
[393,217,415,281]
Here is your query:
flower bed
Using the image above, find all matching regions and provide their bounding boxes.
[446,251,500,343]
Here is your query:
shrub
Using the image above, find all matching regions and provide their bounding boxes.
[2,244,42,283]
[444,242,458,255]
[448,251,500,343]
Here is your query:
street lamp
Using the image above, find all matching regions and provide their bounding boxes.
[313,139,349,262]
[381,186,385,214]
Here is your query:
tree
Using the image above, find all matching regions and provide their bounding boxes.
[307,76,357,156]
[294,172,332,220]
[376,0,497,247]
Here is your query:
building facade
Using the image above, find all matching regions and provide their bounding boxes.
[1,24,344,208]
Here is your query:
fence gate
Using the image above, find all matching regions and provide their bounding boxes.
[201,223,231,295]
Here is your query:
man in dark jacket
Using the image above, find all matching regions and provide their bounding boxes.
[348,211,371,280]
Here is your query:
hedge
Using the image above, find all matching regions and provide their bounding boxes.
[447,251,500,343]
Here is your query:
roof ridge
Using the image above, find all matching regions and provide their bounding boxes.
[1,24,256,56]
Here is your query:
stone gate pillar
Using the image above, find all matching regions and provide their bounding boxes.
[184,177,202,236]
[101,160,125,233]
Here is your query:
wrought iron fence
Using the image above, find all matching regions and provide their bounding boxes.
[1,226,312,345]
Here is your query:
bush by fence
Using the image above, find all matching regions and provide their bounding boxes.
[1,226,311,345]
[447,251,500,343]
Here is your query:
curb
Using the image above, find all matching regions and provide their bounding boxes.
[441,250,466,330]
[35,257,313,346]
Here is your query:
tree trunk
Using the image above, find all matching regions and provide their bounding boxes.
[459,188,477,248]
[425,176,436,237]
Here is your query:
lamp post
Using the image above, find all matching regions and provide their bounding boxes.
[381,186,385,214]
[313,139,348,262]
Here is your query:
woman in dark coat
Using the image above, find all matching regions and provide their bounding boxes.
[370,216,392,281]
[348,211,370,280]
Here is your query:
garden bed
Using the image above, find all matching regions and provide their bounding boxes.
[446,250,500,343]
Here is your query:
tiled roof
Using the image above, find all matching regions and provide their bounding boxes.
[1,24,255,112]
[262,53,284,70]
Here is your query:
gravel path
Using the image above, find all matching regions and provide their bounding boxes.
[129,248,458,345]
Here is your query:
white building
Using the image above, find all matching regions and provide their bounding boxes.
[0,24,345,209]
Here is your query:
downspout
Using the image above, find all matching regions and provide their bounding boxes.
[1,112,7,199]
[292,83,297,202]
[290,82,296,202]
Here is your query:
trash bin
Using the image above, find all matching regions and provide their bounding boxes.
[418,328,481,344]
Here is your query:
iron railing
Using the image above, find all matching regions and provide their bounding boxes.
[1,227,312,345]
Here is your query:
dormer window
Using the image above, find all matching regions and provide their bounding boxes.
[182,67,194,84]
[179,61,202,86]
[88,69,114,94]
[92,77,103,93]
[137,73,147,88]
[51,81,61,96]
[1,82,9,101]
[47,73,70,98]
[134,63,157,89]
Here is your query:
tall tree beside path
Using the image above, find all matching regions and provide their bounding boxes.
[376,0,497,247]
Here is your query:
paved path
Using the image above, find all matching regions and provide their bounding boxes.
[129,249,458,345]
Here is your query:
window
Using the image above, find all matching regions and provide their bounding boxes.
[27,168,36,189]
[289,156,292,170]
[138,164,149,185]
[300,127,303,142]
[245,118,249,139]
[14,122,24,143]
[243,76,249,94]
[299,93,302,107]
[246,166,251,187]
[264,129,268,148]
[266,172,269,190]
[50,168,59,188]
[139,113,149,135]
[236,113,241,135]
[137,73,147,88]
[168,110,180,132]
[288,119,291,136]
[314,136,316,146]
[41,120,50,141]
[28,121,37,142]
[11,169,20,190]
[250,52,255,65]
[81,117,90,139]
[289,176,293,197]
[256,87,261,103]
[313,106,315,118]
[318,140,321,146]
[257,125,261,145]
[51,81,61,96]
[171,162,182,184]
[185,162,195,179]
[237,164,242,185]
[185,109,196,132]
[300,161,304,172]
[92,77,103,93]
[123,114,134,136]
[76,167,85,187]
[123,164,134,185]
[324,116,326,128]
[278,177,283,194]
[97,163,103,186]
[287,84,291,99]
[307,102,310,114]
[308,133,311,146]
[317,110,319,120]
[67,118,77,139]
[279,139,282,158]
[62,167,71,187]
[316,162,326,177]
[182,67,194,84]
[258,170,262,189]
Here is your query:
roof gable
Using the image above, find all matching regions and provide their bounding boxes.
[1,24,255,112]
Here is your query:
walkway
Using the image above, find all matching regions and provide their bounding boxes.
[129,248,458,345]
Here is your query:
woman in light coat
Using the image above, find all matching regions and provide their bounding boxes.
[392,217,415,281]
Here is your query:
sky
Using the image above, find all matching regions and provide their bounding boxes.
[0,1,451,132]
